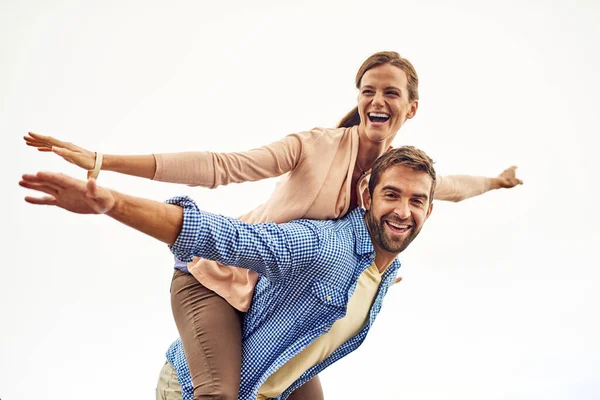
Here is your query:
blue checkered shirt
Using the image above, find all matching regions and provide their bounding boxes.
[165,196,401,400]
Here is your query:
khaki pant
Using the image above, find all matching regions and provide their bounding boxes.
[156,361,183,400]
[155,359,325,400]
[169,270,324,400]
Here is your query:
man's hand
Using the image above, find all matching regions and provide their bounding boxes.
[21,171,183,245]
[20,172,116,214]
[491,166,523,189]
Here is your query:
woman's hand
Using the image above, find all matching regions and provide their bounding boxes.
[491,166,523,189]
[24,132,97,170]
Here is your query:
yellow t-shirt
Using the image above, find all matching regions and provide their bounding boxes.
[257,262,382,399]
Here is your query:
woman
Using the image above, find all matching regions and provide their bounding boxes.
[25,51,522,400]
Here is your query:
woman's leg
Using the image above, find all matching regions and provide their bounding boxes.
[286,376,325,400]
[171,270,243,400]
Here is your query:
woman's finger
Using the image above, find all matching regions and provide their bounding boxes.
[26,142,54,152]
[28,132,71,149]
[52,147,76,157]
[52,147,75,163]
[25,143,53,151]
[25,134,53,147]
[25,139,51,148]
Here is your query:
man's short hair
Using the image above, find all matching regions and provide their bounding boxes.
[368,146,437,202]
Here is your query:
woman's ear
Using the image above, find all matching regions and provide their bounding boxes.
[406,100,419,119]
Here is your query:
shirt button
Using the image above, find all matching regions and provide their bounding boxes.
[326,295,332,302]
[370,253,375,259]
[324,326,330,332]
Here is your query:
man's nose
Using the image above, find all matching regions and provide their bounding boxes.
[394,201,411,220]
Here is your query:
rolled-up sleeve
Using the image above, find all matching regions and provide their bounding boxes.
[166,195,203,262]
[165,195,320,283]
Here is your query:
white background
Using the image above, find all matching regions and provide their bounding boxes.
[2,0,599,399]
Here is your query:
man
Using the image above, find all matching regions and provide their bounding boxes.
[21,146,436,400]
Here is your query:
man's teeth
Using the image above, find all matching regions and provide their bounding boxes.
[387,222,409,229]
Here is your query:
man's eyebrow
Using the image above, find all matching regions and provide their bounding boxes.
[381,185,429,201]
[361,85,403,92]
[412,193,429,200]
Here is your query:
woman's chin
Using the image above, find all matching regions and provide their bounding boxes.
[364,128,398,144]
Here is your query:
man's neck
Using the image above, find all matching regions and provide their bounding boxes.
[364,216,399,273]
[373,248,397,273]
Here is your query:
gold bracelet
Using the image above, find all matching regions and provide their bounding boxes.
[87,152,103,179]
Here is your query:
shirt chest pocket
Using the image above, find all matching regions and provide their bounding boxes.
[310,280,348,309]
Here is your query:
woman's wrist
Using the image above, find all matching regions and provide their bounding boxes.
[98,154,157,179]
[489,177,502,190]
[100,154,113,171]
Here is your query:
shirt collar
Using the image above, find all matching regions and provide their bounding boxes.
[347,208,403,281]
[346,207,375,256]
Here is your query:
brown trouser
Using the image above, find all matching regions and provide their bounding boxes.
[170,270,324,400]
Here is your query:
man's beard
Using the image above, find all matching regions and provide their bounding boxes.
[365,210,421,254]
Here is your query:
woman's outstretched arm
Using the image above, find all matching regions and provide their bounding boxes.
[434,166,523,202]
[24,130,306,187]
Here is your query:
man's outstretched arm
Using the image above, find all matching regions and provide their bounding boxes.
[20,172,184,245]
[20,171,320,282]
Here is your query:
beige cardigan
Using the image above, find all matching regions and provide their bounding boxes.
[154,126,490,311]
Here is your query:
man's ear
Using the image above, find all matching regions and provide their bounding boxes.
[362,187,372,210]
[425,201,433,220]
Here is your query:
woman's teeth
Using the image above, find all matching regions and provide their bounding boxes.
[368,112,390,123]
